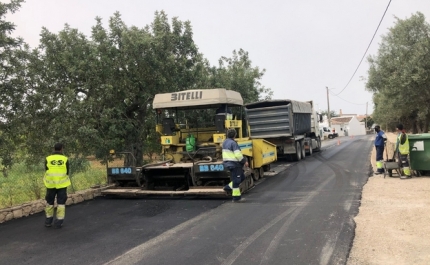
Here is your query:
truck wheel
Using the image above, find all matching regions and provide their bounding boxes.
[259,167,264,179]
[252,168,260,181]
[328,135,333,139]
[294,141,302,161]
[307,144,313,156]
[301,141,306,159]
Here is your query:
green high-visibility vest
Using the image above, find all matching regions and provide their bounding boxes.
[44,154,70,189]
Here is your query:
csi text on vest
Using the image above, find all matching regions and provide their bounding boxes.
[50,160,65,165]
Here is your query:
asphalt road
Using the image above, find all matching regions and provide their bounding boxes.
[0,135,373,265]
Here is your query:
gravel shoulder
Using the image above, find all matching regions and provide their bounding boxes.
[347,133,430,265]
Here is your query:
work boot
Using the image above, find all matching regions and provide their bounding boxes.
[400,175,407,179]
[223,185,232,194]
[45,217,53,227]
[54,219,63,229]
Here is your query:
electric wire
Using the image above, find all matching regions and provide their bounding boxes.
[329,90,367,105]
[335,0,392,96]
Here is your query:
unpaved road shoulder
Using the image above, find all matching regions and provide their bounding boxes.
[347,133,430,265]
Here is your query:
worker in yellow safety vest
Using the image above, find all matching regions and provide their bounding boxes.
[44,143,70,228]
[222,128,248,202]
[395,124,411,179]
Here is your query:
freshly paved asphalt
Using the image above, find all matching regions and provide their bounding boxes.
[0,135,373,265]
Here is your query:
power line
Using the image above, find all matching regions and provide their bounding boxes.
[329,90,367,105]
[335,0,392,96]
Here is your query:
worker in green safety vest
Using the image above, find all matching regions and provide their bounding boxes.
[44,143,71,228]
[395,124,411,179]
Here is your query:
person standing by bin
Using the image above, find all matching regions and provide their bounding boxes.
[44,143,71,228]
[374,125,387,175]
[395,124,411,179]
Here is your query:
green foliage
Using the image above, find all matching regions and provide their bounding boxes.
[367,12,430,133]
[206,49,273,104]
[11,11,205,167]
[0,0,26,170]
[321,110,339,118]
[68,168,106,191]
[361,116,374,129]
[142,129,161,163]
[0,8,272,171]
[69,157,91,174]
[0,162,44,207]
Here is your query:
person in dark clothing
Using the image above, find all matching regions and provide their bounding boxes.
[374,125,387,174]
[44,143,70,228]
[222,128,248,202]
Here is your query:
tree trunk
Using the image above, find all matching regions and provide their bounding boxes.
[2,167,8,178]
[412,120,419,134]
[135,144,144,167]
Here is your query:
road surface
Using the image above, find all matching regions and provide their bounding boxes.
[0,135,373,265]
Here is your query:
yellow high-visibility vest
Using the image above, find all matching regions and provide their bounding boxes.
[397,133,410,155]
[44,154,70,189]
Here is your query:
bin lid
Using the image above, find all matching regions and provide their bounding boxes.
[408,133,430,140]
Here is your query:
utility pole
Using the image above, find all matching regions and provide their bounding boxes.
[326,86,331,127]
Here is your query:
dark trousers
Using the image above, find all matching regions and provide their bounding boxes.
[45,188,68,205]
[375,145,384,161]
[229,167,245,187]
[375,145,385,173]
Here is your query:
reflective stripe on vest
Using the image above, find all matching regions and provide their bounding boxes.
[44,154,70,189]
[222,149,243,162]
[397,134,410,155]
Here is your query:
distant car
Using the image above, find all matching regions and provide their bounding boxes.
[323,127,338,139]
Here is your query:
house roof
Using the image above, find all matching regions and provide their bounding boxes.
[331,116,353,124]
[356,115,368,122]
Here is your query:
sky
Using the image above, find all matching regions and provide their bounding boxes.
[6,0,430,115]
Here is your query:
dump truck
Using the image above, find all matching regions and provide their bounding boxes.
[102,88,277,196]
[245,100,321,161]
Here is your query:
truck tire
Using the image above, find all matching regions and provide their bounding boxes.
[301,141,306,159]
[313,137,321,152]
[294,141,302,161]
[306,143,313,156]
[328,135,333,139]
[252,168,260,181]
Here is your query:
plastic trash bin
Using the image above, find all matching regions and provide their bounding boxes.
[408,133,430,171]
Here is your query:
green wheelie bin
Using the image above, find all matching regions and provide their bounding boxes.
[408,133,430,175]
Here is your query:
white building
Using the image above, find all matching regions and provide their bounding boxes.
[330,116,366,136]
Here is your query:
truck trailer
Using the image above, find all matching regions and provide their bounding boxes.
[245,100,321,161]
